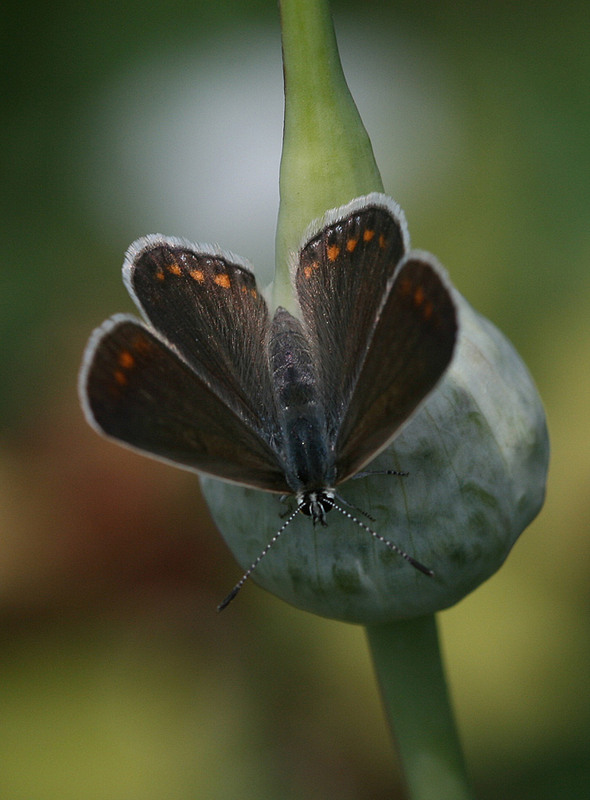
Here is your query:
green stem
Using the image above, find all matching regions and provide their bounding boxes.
[366,615,474,800]
[275,0,383,310]
[276,7,471,789]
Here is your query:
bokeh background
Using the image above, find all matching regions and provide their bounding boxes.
[2,1,589,797]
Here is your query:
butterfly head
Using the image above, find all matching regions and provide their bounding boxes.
[296,488,335,526]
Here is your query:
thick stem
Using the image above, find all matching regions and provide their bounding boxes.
[275,0,383,310]
[366,615,474,800]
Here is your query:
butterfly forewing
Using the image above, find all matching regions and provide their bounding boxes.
[295,198,408,440]
[81,315,290,492]
[125,237,278,439]
[334,255,458,483]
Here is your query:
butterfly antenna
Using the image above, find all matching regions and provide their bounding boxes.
[333,492,377,523]
[352,468,409,480]
[324,497,434,577]
[217,505,302,611]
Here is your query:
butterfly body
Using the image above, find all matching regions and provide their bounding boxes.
[268,306,336,500]
[80,194,458,586]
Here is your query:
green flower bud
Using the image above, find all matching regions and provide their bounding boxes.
[202,247,548,622]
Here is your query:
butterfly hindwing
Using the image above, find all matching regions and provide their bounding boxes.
[334,254,458,483]
[80,315,290,492]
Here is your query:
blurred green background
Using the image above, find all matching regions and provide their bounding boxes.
[1,0,589,797]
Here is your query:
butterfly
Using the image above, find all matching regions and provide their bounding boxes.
[79,194,458,607]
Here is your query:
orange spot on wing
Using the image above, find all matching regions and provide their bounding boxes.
[167,262,182,276]
[346,237,358,252]
[414,286,425,306]
[190,269,205,282]
[423,301,434,320]
[214,273,231,289]
[118,350,134,369]
[155,268,165,281]
[114,369,127,386]
[378,233,386,248]
[132,333,153,355]
[303,265,313,279]
[327,244,340,261]
[363,229,375,242]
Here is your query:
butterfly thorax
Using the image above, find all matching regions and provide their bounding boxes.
[269,308,336,495]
